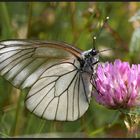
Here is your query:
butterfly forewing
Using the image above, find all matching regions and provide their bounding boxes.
[0,39,93,121]
[0,40,80,88]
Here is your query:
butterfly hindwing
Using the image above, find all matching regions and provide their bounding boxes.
[25,59,92,121]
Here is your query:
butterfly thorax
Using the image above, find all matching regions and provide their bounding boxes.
[79,49,99,73]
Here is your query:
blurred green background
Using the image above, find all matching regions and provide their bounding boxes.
[0,2,140,138]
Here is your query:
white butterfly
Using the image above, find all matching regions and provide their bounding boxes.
[0,39,99,121]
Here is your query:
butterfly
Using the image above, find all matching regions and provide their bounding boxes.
[0,39,99,121]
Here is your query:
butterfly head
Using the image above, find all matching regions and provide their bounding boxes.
[90,49,99,65]
[83,49,99,63]
[81,49,99,73]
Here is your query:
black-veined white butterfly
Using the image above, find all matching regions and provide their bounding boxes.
[0,39,99,121]
[0,17,109,121]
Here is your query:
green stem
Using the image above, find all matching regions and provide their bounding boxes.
[0,2,14,38]
[27,2,33,38]
[24,114,34,134]
[38,120,46,133]
[10,92,23,136]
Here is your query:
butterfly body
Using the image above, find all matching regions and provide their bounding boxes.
[0,40,99,121]
[80,49,99,74]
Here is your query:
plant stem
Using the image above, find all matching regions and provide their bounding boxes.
[10,91,23,136]
[0,2,15,38]
[124,113,139,138]
[24,114,34,134]
[27,2,33,38]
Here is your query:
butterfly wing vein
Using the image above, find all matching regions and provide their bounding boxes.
[0,40,92,121]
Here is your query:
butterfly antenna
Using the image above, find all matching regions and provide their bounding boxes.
[92,16,110,49]
[92,36,96,50]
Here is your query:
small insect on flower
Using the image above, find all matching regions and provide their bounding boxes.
[93,59,140,110]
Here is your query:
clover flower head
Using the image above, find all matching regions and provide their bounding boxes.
[93,59,140,109]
